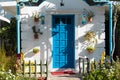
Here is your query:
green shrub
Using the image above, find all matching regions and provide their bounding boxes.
[5,55,17,74]
[16,76,37,80]
[0,70,16,80]
[0,42,17,73]
[0,70,37,80]
[83,58,120,80]
[0,42,7,71]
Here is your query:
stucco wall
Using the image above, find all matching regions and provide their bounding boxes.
[20,0,106,71]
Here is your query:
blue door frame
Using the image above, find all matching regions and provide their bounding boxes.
[52,15,75,68]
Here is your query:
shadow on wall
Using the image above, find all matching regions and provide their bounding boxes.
[21,17,52,64]
[76,17,105,61]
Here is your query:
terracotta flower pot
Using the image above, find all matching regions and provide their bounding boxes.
[38,77,47,80]
[34,17,39,22]
[34,33,39,39]
[88,49,94,53]
[89,17,93,22]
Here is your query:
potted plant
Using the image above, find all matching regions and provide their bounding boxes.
[32,26,36,33]
[33,48,39,54]
[84,31,96,41]
[38,77,47,80]
[34,32,39,39]
[84,31,97,53]
[86,46,95,53]
[32,26,39,39]
[86,10,95,22]
[33,12,39,22]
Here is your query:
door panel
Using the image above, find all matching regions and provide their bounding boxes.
[52,15,75,68]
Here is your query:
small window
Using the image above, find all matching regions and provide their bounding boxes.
[67,18,71,24]
[61,18,66,24]
[55,18,60,24]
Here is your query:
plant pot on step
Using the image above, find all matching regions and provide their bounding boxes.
[38,77,47,80]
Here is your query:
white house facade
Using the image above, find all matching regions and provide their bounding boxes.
[0,0,110,73]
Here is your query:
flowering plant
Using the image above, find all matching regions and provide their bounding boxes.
[84,31,96,41]
[0,70,16,80]
[32,11,39,22]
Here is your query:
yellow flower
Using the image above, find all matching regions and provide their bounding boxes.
[101,51,106,64]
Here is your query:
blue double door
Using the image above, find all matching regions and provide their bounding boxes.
[52,15,75,68]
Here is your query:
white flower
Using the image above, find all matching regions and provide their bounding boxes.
[6,77,8,80]
[8,69,12,73]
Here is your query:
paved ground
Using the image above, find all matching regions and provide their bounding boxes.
[47,73,81,80]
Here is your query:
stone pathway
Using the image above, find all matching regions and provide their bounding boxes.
[47,73,81,80]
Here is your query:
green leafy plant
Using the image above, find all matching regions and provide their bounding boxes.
[83,57,120,80]
[0,70,16,80]
[84,31,97,53]
[16,76,37,80]
[0,70,37,80]
[0,17,17,56]
[32,26,39,39]
[84,31,96,41]
[32,11,39,22]
[86,10,95,22]
[32,26,37,33]
[0,41,7,71]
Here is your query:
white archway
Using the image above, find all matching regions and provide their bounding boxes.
[0,16,10,23]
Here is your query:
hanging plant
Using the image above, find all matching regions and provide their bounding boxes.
[86,46,95,53]
[84,31,96,41]
[34,33,39,39]
[32,11,39,22]
[84,31,97,53]
[32,26,36,33]
[32,26,40,39]
[86,10,95,22]
[33,48,40,54]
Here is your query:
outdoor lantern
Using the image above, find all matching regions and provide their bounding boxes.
[40,14,45,25]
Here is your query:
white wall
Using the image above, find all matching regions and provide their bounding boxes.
[20,0,106,72]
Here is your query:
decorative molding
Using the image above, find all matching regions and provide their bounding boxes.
[46,10,81,14]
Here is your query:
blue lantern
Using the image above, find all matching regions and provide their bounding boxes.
[40,14,45,25]
[81,14,87,25]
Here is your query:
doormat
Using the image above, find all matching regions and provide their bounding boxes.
[51,71,75,75]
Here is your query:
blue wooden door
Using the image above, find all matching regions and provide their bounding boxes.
[52,15,75,68]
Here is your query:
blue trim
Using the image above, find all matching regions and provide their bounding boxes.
[73,15,76,68]
[16,3,20,54]
[109,2,113,62]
